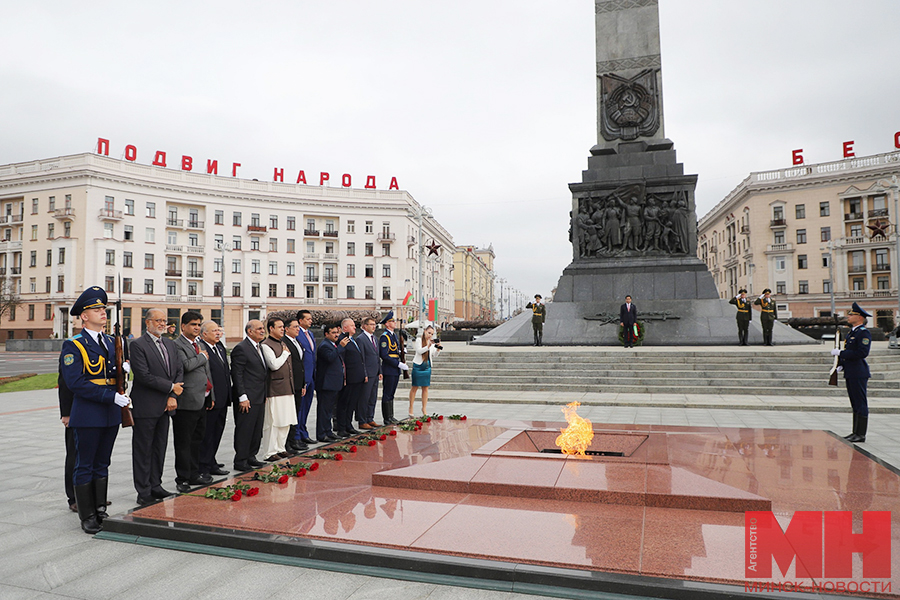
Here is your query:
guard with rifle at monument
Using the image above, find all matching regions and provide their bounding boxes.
[59,286,132,534]
[379,311,408,424]
[830,302,873,443]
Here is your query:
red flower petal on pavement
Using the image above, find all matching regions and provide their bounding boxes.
[379,434,387,441]
[426,417,431,423]
[248,487,259,496]
[296,468,306,477]
[461,415,467,420]
[389,430,397,436]
[278,475,289,484]
[438,415,444,420]
[368,440,376,446]
[310,463,319,471]
[335,454,344,461]
[350,446,357,453]
[231,492,241,501]
[415,420,422,426]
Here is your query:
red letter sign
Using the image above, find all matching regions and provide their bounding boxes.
[843,141,855,158]
[746,511,822,578]
[320,172,330,185]
[97,138,110,156]
[792,149,804,165]
[273,168,284,182]
[207,160,218,175]
[389,177,399,190]
[181,156,193,171]
[124,145,137,161]
[232,162,241,177]
[341,174,352,187]
[824,511,891,578]
[296,170,307,184]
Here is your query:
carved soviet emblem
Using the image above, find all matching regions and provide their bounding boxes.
[600,69,660,141]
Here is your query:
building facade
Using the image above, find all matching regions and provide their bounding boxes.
[0,152,455,341]
[698,150,900,328]
[453,245,495,320]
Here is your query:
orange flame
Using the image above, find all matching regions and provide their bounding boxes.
[555,401,594,455]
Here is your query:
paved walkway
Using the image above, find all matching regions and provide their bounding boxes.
[2,387,899,599]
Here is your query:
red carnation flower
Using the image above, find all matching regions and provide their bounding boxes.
[379,434,387,441]
[438,415,444,420]
[310,463,319,471]
[426,417,432,423]
[415,420,422,426]
[231,492,241,501]
[461,415,467,420]
[350,446,357,453]
[389,430,397,436]
[368,440,376,447]
[248,487,259,496]
[296,468,306,477]
[335,454,344,461]
[278,475,289,484]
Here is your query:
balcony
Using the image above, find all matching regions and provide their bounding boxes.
[164,294,205,303]
[52,208,76,220]
[766,243,794,253]
[844,212,864,221]
[0,213,25,224]
[323,253,338,261]
[322,275,338,283]
[185,295,203,302]
[167,218,184,227]
[165,269,182,277]
[874,290,893,297]
[377,232,395,242]
[304,275,319,283]
[184,245,204,254]
[0,240,23,252]
[323,230,338,238]
[848,265,867,273]
[247,224,267,233]
[304,229,320,237]
[740,225,750,235]
[849,290,867,298]
[186,270,204,278]
[304,252,320,260]
[868,208,889,218]
[770,219,786,228]
[187,220,204,229]
[873,262,891,273]
[99,209,123,220]
[166,244,183,253]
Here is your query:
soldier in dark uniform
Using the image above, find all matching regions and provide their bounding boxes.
[754,288,778,346]
[378,311,408,423]
[729,288,752,346]
[59,287,130,534]
[831,302,872,443]
[525,294,546,346]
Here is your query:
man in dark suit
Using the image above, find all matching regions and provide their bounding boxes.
[231,320,269,471]
[198,321,231,478]
[282,316,309,453]
[172,310,214,493]
[356,317,382,429]
[336,317,367,436]
[129,308,184,505]
[315,323,348,443]
[619,295,638,348]
[294,309,317,445]
[378,311,407,424]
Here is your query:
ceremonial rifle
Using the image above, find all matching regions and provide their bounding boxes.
[115,274,134,427]
[399,314,410,380]
[828,316,841,387]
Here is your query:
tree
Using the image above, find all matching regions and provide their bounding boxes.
[0,274,21,328]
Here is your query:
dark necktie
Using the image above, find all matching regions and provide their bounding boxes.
[156,338,170,375]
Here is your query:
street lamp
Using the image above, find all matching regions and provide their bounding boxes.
[873,175,900,338]
[406,204,433,324]
[215,241,232,335]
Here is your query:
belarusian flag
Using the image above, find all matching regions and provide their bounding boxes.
[402,291,413,306]
[428,298,438,321]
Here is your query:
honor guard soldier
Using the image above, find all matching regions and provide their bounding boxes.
[729,289,752,346]
[525,294,546,346]
[831,302,872,443]
[754,288,778,346]
[60,287,130,534]
[378,311,408,424]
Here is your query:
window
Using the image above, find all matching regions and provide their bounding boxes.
[773,231,784,244]
[772,206,783,220]
[305,265,316,280]
[347,220,355,233]
[214,233,224,250]
[143,279,153,294]
[105,277,115,293]
[29,278,35,293]
[168,208,178,224]
[45,304,52,320]
[123,251,133,268]
[365,264,374,277]
[251,283,260,297]
[270,215,278,229]
[287,239,295,253]
[365,221,373,234]
[268,261,277,275]
[45,276,51,293]
[286,284,295,297]
[214,210,224,225]
[251,214,260,227]
[795,204,805,219]
[878,276,890,290]
[365,243,373,256]
[347,285,355,299]
[64,221,72,238]
[251,259,260,274]
[819,201,830,217]
[232,283,241,297]
[269,238,278,252]
[325,220,335,234]
[306,219,316,231]
[823,280,832,294]
[46,250,52,266]
[776,281,786,294]
[850,224,862,237]
[382,287,391,300]
[124,225,134,241]
[232,259,242,273]
[103,222,113,239]
[125,199,134,215]
[105,250,115,265]
[382,264,391,277]
[875,248,889,269]
[232,235,242,250]
[57,275,65,293]
[872,195,887,211]
[233,212,242,226]
[250,237,260,251]
[822,253,830,268]
[214,258,222,273]
[325,241,334,255]
[58,248,65,264]
[382,243,391,256]
[852,278,864,291]
[268,283,277,297]
[145,227,155,243]
[347,264,355,277]
[29,251,36,268]
[306,286,315,299]
[48,196,56,211]
[31,198,38,214]
[188,233,198,246]
[347,242,355,256]
[796,229,806,244]
[848,198,862,215]
[213,281,223,297]
[287,262,295,276]
[287,216,295,230]
[775,256,786,270]
[48,223,55,238]
[820,227,831,242]
[144,254,155,269]
[123,278,132,294]
[365,286,374,299]
[306,241,315,254]
[146,202,156,218]
[798,280,808,294]
[798,254,807,269]
[28,304,34,321]
[325,286,334,299]
[31,225,37,241]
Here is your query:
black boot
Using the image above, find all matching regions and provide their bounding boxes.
[847,415,867,443]
[843,413,858,440]
[93,477,109,523]
[74,483,101,534]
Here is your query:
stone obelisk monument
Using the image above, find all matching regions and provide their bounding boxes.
[475,0,813,345]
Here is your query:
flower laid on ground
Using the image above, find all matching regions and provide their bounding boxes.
[201,481,254,501]
[379,434,387,440]
[367,440,377,446]
[427,413,443,421]
[388,430,397,436]
[398,422,421,432]
[309,451,343,461]
[448,414,467,421]
[328,444,356,454]
[309,462,319,471]
[253,461,315,483]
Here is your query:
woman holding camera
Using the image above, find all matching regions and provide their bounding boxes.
[408,325,442,418]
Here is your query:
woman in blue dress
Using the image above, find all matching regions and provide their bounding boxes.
[407,325,442,418]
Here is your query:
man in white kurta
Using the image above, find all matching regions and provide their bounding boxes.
[260,318,297,461]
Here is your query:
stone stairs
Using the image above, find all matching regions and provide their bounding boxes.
[412,349,900,399]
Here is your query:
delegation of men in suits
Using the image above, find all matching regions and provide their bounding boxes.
[198,321,231,478]
[231,320,269,471]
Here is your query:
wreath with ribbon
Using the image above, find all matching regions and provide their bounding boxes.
[617,321,645,346]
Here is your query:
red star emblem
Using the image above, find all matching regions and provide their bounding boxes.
[867,220,890,239]
[425,240,442,256]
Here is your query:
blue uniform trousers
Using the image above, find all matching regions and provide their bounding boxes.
[846,378,869,416]
[73,426,118,486]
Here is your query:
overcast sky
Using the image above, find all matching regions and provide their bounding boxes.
[2,1,898,303]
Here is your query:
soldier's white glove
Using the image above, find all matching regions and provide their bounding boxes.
[837,366,843,372]
[398,362,410,371]
[735,294,741,299]
[114,393,130,407]
[830,348,841,356]
[122,361,131,374]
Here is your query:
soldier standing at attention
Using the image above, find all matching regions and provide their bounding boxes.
[525,294,546,346]
[831,302,872,443]
[754,288,778,346]
[60,287,130,534]
[729,288,752,346]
